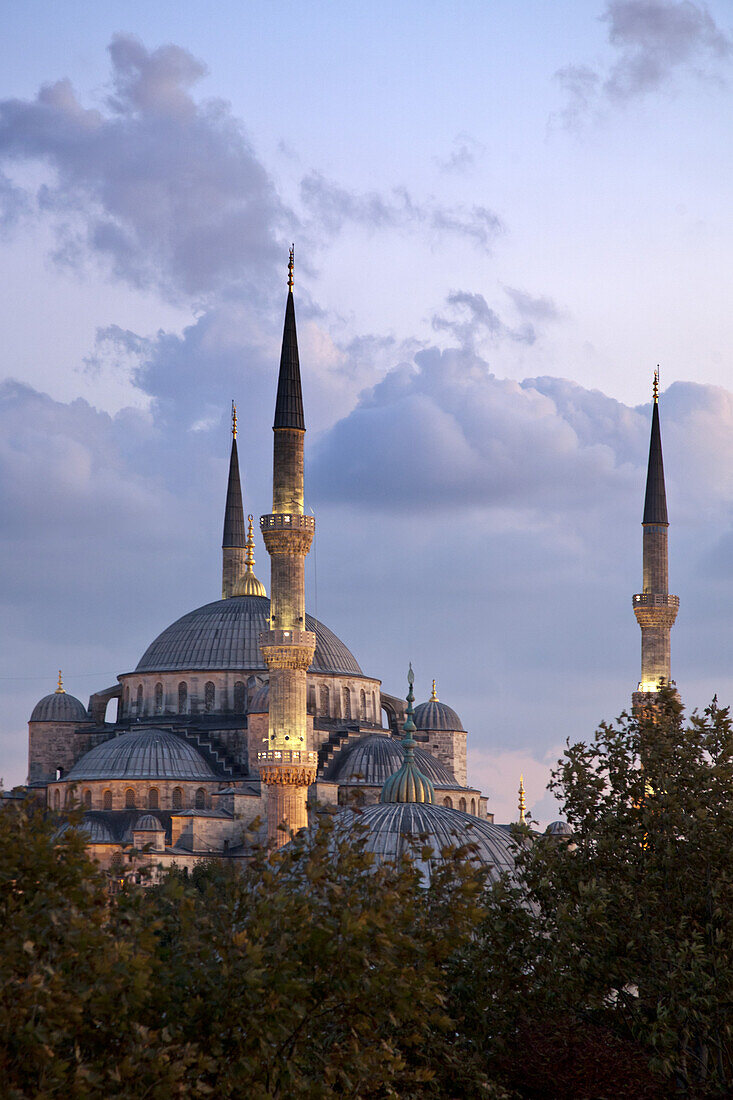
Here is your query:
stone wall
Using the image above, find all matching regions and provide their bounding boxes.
[46,777,222,813]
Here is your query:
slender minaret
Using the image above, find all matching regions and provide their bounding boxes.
[632,371,679,707]
[222,401,247,599]
[258,248,318,846]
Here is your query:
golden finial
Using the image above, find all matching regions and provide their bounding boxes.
[430,679,438,701]
[231,399,237,439]
[245,514,256,572]
[287,244,294,291]
[653,367,659,404]
[241,514,266,596]
[518,774,526,824]
[55,670,65,694]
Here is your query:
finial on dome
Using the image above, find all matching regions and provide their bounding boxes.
[287,244,294,292]
[430,679,438,701]
[653,367,659,405]
[380,667,435,805]
[241,514,267,596]
[518,774,526,824]
[55,670,65,694]
[232,399,237,439]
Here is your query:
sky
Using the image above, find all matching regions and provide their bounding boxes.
[2,1,733,825]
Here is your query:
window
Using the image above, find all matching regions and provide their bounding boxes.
[53,789,60,810]
[470,798,476,815]
[204,681,215,713]
[320,685,330,716]
[443,796,453,809]
[233,681,246,713]
[124,686,130,714]
[82,789,92,810]
[125,788,137,809]
[307,685,316,714]
[136,683,143,714]
[360,689,366,720]
[372,692,377,723]
[178,682,187,714]
[103,789,112,810]
[148,788,159,810]
[459,797,467,813]
[195,787,206,809]
[172,787,183,810]
[342,687,351,720]
[154,682,163,713]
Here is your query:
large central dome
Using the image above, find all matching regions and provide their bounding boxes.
[135,595,363,676]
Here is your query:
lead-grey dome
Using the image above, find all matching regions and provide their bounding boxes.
[65,728,217,782]
[248,683,270,713]
[413,698,463,732]
[57,817,117,844]
[31,692,88,723]
[340,803,517,881]
[325,734,457,787]
[135,595,363,676]
[134,814,164,831]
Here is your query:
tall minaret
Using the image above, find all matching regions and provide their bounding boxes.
[632,371,679,707]
[222,401,247,599]
[258,248,317,846]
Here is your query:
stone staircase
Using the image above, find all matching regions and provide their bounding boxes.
[318,724,360,774]
[176,727,249,781]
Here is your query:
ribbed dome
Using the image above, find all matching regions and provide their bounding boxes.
[248,682,270,713]
[31,691,88,723]
[413,698,463,732]
[135,595,363,676]
[57,817,117,844]
[325,734,456,787]
[545,820,573,837]
[65,729,217,782]
[134,814,164,831]
[341,803,517,881]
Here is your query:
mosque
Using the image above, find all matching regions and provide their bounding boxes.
[23,253,673,880]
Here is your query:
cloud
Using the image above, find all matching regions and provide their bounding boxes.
[555,1,732,124]
[0,34,290,299]
[432,290,541,348]
[300,171,502,250]
[434,132,485,174]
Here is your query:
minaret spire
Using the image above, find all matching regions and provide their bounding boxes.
[632,373,679,704]
[222,401,248,599]
[258,249,317,846]
[381,666,435,804]
[518,774,526,824]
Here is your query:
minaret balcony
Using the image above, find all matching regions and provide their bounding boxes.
[260,628,316,670]
[632,594,679,609]
[260,513,314,556]
[260,514,315,531]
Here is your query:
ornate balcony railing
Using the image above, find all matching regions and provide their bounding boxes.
[260,514,315,532]
[258,750,318,766]
[632,594,680,609]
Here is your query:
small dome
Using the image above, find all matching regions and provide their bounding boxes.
[413,699,463,732]
[56,817,117,844]
[249,682,270,713]
[64,728,217,782]
[31,691,88,723]
[325,734,457,787]
[545,820,573,837]
[134,814,164,832]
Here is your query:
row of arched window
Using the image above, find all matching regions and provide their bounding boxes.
[124,678,379,721]
[53,786,208,812]
[124,680,247,716]
[311,685,377,721]
[442,796,476,814]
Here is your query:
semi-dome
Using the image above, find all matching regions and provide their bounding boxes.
[413,698,463,732]
[135,595,363,676]
[248,682,270,713]
[31,691,88,723]
[134,814,164,831]
[325,734,457,787]
[340,803,517,881]
[65,728,217,782]
[56,817,117,844]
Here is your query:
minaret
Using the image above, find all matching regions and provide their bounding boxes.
[518,775,526,824]
[258,248,318,846]
[222,401,247,599]
[632,371,679,707]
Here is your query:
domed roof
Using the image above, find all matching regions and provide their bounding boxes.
[135,595,363,676]
[248,682,270,713]
[31,691,88,723]
[134,814,164,831]
[325,734,457,787]
[65,728,217,782]
[56,817,117,844]
[341,803,517,881]
[545,820,573,837]
[413,698,463,732]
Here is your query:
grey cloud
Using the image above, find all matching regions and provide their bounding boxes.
[434,133,485,174]
[300,172,502,250]
[504,286,563,325]
[0,171,29,234]
[0,35,289,299]
[432,290,537,348]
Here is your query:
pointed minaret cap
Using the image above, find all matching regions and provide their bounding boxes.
[273,246,305,431]
[643,368,668,525]
[55,670,65,694]
[381,666,436,805]
[223,402,246,548]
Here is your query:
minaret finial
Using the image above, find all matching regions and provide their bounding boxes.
[55,670,64,694]
[653,367,659,404]
[380,666,435,804]
[518,774,526,824]
[287,244,294,292]
[232,399,237,439]
[245,514,256,572]
[430,678,438,702]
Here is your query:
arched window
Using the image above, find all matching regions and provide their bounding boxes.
[178,682,187,714]
[320,685,330,716]
[342,687,351,720]
[372,692,377,723]
[204,682,215,713]
[360,689,367,720]
[233,681,246,713]
[136,683,143,714]
[443,796,453,809]
[172,787,183,810]
[148,788,159,810]
[103,789,112,810]
[459,797,467,813]
[470,798,476,815]
[307,685,316,714]
[124,686,130,714]
[125,788,137,809]
[82,789,92,810]
[53,789,60,811]
[195,787,206,809]
[154,682,163,713]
